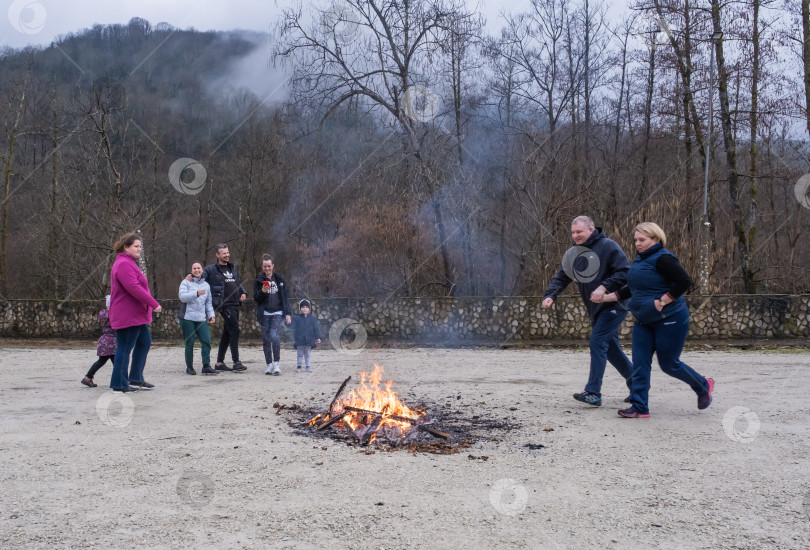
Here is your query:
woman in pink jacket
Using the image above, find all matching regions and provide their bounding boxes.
[109,233,162,392]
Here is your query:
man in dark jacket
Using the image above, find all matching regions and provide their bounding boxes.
[542,216,633,406]
[202,243,247,372]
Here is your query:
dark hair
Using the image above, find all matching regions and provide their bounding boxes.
[215,243,229,254]
[113,232,141,253]
[191,260,204,268]
[261,253,273,263]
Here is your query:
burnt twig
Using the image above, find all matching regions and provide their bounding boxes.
[417,426,451,441]
[328,376,352,416]
[316,413,348,431]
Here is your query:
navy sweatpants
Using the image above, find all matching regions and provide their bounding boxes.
[627,307,709,414]
[584,309,633,395]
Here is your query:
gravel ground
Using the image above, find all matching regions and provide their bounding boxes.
[1,343,809,549]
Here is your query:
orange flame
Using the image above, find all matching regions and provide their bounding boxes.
[338,365,423,431]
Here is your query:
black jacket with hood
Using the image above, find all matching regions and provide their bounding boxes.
[543,227,630,323]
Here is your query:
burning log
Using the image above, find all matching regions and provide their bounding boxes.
[360,405,388,446]
[343,405,450,441]
[343,405,418,425]
[316,413,348,431]
[328,376,352,415]
[311,376,354,428]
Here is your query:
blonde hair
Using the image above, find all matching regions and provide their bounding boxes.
[635,222,666,246]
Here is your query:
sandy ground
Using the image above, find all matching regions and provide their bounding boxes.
[1,342,809,549]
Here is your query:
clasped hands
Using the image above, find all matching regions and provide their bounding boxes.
[589,285,616,304]
[589,285,670,312]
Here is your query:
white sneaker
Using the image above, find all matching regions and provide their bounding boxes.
[265,363,274,375]
[272,362,281,375]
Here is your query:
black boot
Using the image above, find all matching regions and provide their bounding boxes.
[186,365,197,375]
[201,364,218,375]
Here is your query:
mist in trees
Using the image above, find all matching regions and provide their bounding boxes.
[0,1,808,302]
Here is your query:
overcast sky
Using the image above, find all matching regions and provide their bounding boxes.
[0,0,553,51]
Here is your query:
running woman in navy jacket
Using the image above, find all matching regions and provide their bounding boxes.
[596,222,714,418]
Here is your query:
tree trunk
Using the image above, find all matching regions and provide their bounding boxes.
[711,0,753,292]
[610,27,630,229]
[803,0,810,138]
[653,0,706,166]
[583,0,591,168]
[150,142,159,297]
[241,153,254,274]
[640,37,656,202]
[748,0,760,292]
[1,86,26,299]
[681,0,694,214]
[48,90,60,299]
[204,175,214,261]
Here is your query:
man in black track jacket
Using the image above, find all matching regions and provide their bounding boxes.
[202,243,247,372]
[542,216,633,407]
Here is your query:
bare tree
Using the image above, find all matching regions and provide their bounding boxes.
[275,0,478,295]
[803,0,810,138]
[639,27,660,201]
[748,0,762,293]
[0,77,29,298]
[711,0,755,292]
[500,0,583,139]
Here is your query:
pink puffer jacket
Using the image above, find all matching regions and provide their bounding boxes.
[109,253,160,330]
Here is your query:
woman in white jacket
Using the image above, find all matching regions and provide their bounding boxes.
[179,262,216,375]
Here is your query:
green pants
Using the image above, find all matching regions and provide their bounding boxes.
[180,319,211,368]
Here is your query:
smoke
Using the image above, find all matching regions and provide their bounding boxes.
[205,30,288,104]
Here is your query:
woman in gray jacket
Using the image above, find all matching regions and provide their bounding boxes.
[179,262,217,375]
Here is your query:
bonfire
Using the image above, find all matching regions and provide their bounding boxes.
[309,365,449,446]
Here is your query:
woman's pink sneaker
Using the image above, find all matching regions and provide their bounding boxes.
[619,407,650,418]
[618,407,650,418]
[698,378,715,410]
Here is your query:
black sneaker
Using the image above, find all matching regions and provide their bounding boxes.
[113,385,140,393]
[81,376,97,388]
[573,391,602,406]
[232,361,247,372]
[201,365,218,375]
[186,366,197,375]
[130,381,155,389]
[214,363,233,372]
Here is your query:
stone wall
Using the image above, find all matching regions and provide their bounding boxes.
[1,295,808,343]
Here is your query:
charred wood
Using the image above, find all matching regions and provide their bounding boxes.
[417,426,451,441]
[342,405,420,425]
[316,413,348,431]
[328,376,351,416]
[360,405,388,446]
